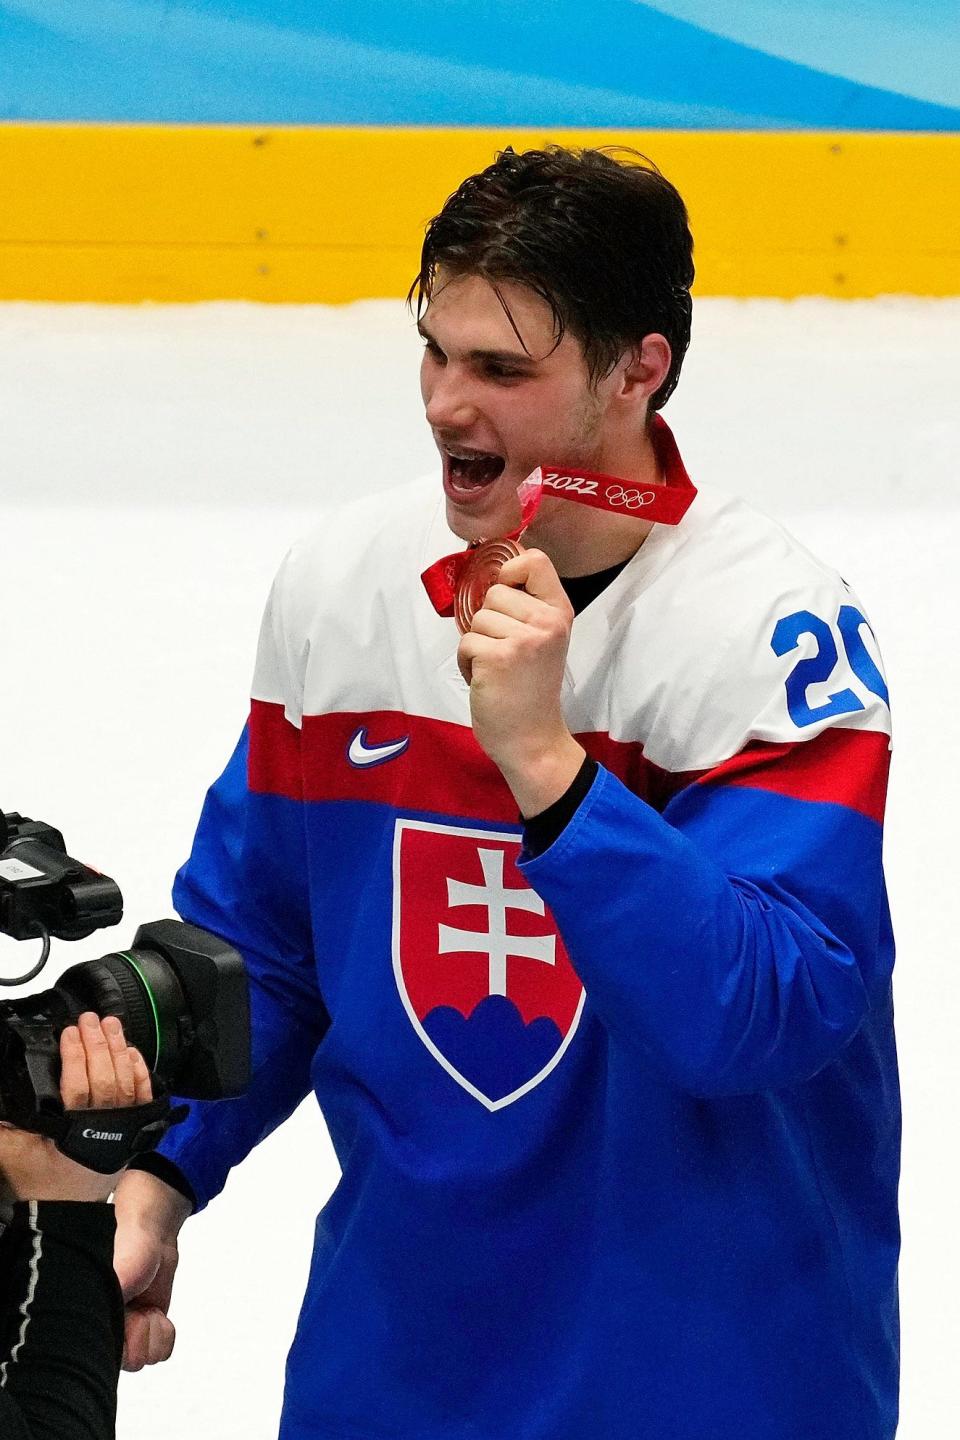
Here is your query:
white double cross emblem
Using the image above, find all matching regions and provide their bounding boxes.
[438,847,556,997]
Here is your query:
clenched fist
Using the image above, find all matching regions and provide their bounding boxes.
[458,548,585,816]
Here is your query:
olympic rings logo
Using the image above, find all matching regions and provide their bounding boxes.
[604,485,656,510]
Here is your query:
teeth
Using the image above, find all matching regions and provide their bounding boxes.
[442,445,506,493]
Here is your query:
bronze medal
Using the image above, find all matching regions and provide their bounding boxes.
[453,537,524,635]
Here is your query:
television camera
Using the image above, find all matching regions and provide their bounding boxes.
[0,808,249,1173]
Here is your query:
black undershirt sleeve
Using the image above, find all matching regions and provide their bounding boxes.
[522,754,599,857]
[125,1152,197,1211]
[0,1201,124,1440]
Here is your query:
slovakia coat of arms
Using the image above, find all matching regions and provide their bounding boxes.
[392,819,585,1109]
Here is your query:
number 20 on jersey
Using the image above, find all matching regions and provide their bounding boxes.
[772,605,889,729]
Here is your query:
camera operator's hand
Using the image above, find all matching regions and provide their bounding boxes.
[113,1169,192,1370]
[0,1012,152,1205]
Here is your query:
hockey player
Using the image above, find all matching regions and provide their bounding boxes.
[114,148,899,1439]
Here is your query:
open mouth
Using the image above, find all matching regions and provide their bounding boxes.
[443,446,507,492]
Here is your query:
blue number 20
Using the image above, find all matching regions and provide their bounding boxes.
[771,606,888,728]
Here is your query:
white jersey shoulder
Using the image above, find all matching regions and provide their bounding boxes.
[604,485,892,772]
[251,475,445,722]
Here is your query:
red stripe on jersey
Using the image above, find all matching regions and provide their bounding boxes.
[695,727,891,824]
[572,732,690,811]
[249,700,519,819]
[248,701,683,817]
[248,701,889,825]
[247,699,303,799]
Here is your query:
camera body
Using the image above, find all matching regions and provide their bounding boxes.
[0,809,250,1171]
[0,811,123,943]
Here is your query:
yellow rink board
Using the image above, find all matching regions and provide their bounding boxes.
[0,125,957,301]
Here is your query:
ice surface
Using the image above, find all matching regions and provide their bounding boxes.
[0,298,957,1438]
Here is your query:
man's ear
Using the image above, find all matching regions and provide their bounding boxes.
[619,334,672,406]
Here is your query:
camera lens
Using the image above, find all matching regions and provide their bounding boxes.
[52,947,189,1084]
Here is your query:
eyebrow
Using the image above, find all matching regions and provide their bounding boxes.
[416,321,537,368]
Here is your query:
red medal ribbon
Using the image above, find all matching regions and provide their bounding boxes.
[421,414,696,622]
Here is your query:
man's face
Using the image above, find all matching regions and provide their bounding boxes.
[419,272,617,543]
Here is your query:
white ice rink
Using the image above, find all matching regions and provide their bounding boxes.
[1,298,958,1438]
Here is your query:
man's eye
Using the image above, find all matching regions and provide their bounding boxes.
[422,341,446,364]
[483,364,525,381]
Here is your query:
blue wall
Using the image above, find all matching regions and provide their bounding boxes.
[1,0,958,128]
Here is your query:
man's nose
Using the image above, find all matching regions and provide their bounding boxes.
[423,367,477,431]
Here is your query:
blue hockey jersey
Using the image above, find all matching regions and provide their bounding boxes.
[158,439,899,1440]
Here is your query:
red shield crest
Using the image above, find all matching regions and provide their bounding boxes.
[392,818,585,1109]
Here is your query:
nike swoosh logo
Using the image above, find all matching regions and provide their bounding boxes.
[347,726,410,768]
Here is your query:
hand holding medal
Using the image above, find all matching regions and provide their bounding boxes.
[454,545,583,812]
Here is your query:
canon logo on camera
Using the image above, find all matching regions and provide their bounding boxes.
[82,1128,123,1142]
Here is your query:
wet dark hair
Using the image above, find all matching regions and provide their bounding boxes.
[408,145,695,410]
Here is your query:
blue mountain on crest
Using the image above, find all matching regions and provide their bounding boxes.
[424,995,564,1103]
